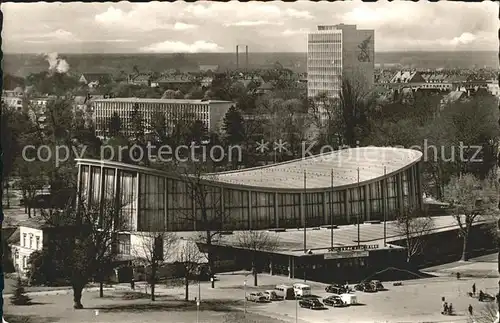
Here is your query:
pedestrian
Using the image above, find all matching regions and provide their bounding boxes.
[456,272,461,280]
[472,283,476,295]
[130,278,135,290]
[468,304,473,316]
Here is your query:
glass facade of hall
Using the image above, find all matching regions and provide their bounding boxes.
[77,161,422,232]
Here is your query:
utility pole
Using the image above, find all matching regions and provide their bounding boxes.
[330,169,334,249]
[383,166,387,247]
[304,170,307,284]
[303,170,307,254]
[357,167,360,247]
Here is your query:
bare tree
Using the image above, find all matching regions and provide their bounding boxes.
[177,238,205,301]
[444,173,498,261]
[472,302,499,323]
[40,193,123,308]
[236,231,280,286]
[394,208,434,263]
[131,230,178,301]
[171,160,231,288]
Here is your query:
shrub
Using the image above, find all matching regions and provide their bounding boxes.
[10,276,32,305]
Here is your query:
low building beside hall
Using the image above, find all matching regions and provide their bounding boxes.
[10,218,75,276]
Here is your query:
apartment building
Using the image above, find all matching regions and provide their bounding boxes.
[307,24,375,100]
[91,98,234,138]
[307,24,374,122]
[2,88,24,110]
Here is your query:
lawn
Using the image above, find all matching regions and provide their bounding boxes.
[3,290,291,323]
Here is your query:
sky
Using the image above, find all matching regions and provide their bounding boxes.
[2,1,498,53]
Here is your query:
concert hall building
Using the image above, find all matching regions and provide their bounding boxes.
[77,147,423,233]
[76,147,496,282]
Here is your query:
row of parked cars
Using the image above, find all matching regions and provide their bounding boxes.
[298,280,387,310]
[246,280,387,310]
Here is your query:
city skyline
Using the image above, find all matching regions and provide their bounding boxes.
[2,1,498,54]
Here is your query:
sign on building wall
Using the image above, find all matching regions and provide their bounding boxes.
[358,35,372,63]
[324,250,369,260]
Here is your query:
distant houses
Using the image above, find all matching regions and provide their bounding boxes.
[127,73,154,87]
[79,73,113,88]
[150,74,198,90]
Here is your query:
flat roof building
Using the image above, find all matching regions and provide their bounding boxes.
[91,98,234,138]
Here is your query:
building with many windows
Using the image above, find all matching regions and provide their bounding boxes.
[76,146,422,246]
[307,24,375,100]
[74,147,430,281]
[91,98,234,138]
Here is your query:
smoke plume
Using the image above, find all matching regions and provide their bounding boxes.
[45,52,70,74]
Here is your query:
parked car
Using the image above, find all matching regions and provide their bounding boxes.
[299,298,326,310]
[293,283,312,298]
[371,280,385,291]
[263,290,282,301]
[323,295,348,307]
[246,292,268,302]
[354,281,377,293]
[275,284,295,300]
[325,284,348,294]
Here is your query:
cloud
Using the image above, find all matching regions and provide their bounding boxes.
[94,5,183,32]
[285,8,313,19]
[140,40,223,53]
[94,6,124,24]
[22,29,77,43]
[282,28,310,36]
[450,32,477,46]
[174,22,198,30]
[225,20,284,27]
[2,1,498,53]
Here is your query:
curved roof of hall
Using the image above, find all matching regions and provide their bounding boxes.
[208,147,422,191]
[76,147,422,193]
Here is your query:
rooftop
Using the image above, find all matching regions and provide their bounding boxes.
[208,147,422,190]
[92,98,233,104]
[179,215,488,257]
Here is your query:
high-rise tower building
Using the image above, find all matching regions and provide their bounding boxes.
[307,24,375,101]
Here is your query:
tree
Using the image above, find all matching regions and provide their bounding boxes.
[150,109,168,144]
[176,161,229,288]
[39,194,124,308]
[394,208,434,264]
[129,103,145,145]
[1,105,37,192]
[223,106,244,146]
[17,160,46,218]
[338,74,374,146]
[236,231,279,286]
[177,238,205,301]
[161,89,176,99]
[132,231,178,301]
[44,98,75,141]
[10,276,31,305]
[27,248,68,286]
[108,112,122,137]
[174,90,184,99]
[444,173,498,261]
[189,120,207,145]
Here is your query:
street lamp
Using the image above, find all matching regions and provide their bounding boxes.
[196,299,200,323]
[295,295,298,323]
[244,280,247,314]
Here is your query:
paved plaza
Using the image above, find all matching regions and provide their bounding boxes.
[4,270,500,323]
